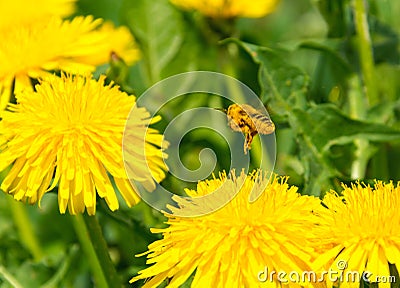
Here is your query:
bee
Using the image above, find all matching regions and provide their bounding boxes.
[216,104,275,154]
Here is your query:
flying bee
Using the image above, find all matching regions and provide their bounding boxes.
[216,103,275,154]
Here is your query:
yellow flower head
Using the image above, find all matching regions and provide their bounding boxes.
[0,0,76,30]
[170,0,280,18]
[0,74,167,215]
[130,170,321,287]
[0,15,140,111]
[314,181,400,288]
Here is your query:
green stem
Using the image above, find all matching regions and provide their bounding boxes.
[8,198,43,261]
[353,0,378,105]
[348,76,370,179]
[350,0,377,179]
[42,244,79,288]
[0,265,24,288]
[71,214,122,288]
[351,139,370,179]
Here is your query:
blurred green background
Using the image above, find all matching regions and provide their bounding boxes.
[1,0,400,287]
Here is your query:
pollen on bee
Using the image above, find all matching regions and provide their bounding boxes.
[219,103,275,154]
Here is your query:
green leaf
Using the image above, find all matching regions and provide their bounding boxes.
[316,0,352,38]
[232,40,400,195]
[290,104,400,194]
[276,38,350,68]
[289,106,339,196]
[369,15,399,65]
[230,40,310,115]
[275,38,353,102]
[293,104,400,152]
[41,245,80,288]
[121,0,184,84]
[76,0,124,24]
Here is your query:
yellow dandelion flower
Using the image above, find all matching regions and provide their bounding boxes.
[314,181,400,288]
[0,74,167,215]
[0,15,140,111]
[0,0,76,30]
[170,0,280,18]
[130,170,321,287]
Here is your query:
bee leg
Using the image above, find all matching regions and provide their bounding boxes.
[244,133,253,154]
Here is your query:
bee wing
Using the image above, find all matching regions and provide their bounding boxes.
[241,104,275,135]
[249,113,275,135]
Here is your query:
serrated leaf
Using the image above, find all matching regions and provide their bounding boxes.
[292,104,400,153]
[290,104,400,195]
[289,106,339,196]
[277,38,351,69]
[274,38,353,102]
[121,0,183,83]
[230,40,309,115]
